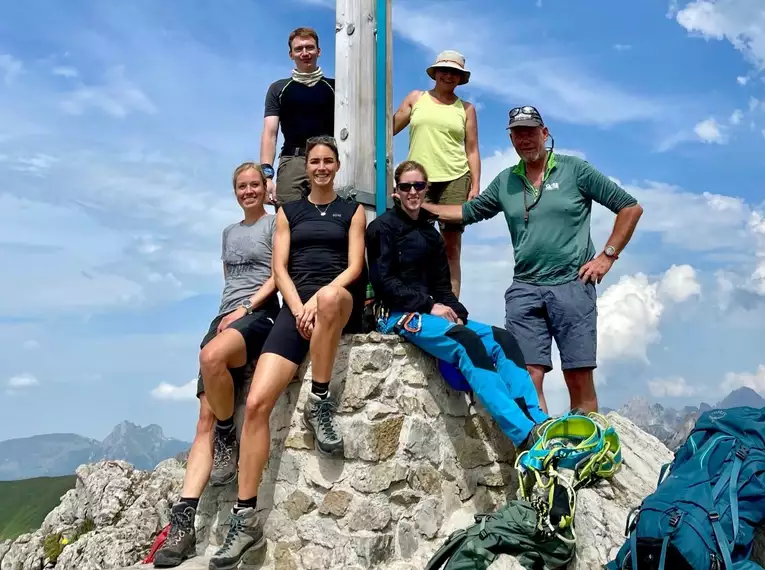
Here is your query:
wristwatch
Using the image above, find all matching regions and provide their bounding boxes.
[241,299,254,314]
[261,164,275,179]
[604,245,619,259]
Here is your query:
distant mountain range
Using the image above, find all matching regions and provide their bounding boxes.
[0,421,191,481]
[609,387,765,451]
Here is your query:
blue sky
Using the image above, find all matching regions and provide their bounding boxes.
[1,0,764,442]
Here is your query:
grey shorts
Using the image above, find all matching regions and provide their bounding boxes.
[503,278,597,372]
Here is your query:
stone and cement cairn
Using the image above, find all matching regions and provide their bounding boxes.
[1,332,710,570]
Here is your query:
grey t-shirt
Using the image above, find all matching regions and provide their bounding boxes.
[218,214,276,316]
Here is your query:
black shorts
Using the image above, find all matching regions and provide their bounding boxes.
[261,286,364,365]
[195,305,280,397]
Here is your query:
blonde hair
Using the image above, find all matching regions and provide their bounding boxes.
[231,162,266,189]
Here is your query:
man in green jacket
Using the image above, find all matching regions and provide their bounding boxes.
[421,105,643,414]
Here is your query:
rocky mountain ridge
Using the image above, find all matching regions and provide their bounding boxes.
[0,421,190,481]
[612,386,765,450]
[6,333,764,570]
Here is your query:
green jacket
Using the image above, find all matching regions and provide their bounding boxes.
[462,152,637,286]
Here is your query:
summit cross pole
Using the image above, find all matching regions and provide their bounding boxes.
[334,0,393,224]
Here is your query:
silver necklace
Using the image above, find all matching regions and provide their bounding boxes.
[313,200,333,216]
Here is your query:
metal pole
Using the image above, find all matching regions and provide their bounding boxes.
[374,0,391,217]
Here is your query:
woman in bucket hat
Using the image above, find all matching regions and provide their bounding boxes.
[392,50,481,299]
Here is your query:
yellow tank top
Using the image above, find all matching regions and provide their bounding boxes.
[407,92,469,182]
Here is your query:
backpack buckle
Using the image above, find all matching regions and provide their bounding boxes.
[736,447,748,460]
[709,511,720,522]
[669,514,681,527]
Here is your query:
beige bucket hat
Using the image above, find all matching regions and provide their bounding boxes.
[426,50,470,85]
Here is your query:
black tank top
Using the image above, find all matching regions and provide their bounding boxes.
[282,195,363,299]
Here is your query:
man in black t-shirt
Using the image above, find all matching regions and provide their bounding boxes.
[259,27,336,208]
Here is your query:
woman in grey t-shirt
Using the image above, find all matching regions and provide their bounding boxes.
[153,161,280,567]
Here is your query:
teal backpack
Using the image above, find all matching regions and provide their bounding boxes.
[607,406,765,570]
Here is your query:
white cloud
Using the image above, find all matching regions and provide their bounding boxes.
[716,210,765,308]
[52,66,79,78]
[7,373,39,388]
[648,375,697,397]
[674,0,765,69]
[694,117,727,143]
[597,265,701,363]
[737,75,750,85]
[722,364,765,394]
[385,1,666,127]
[151,378,197,401]
[730,109,744,124]
[0,54,23,84]
[658,264,702,302]
[60,66,156,118]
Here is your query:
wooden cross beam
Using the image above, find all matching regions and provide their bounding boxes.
[334,0,393,223]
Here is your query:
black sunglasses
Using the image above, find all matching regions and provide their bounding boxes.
[396,181,428,192]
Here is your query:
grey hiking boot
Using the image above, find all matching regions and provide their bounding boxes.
[518,422,545,452]
[302,392,344,457]
[153,502,196,568]
[208,507,265,570]
[209,425,238,486]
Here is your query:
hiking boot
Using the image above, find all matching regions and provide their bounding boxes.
[153,502,197,568]
[208,507,265,570]
[302,392,344,457]
[518,422,545,452]
[209,425,238,486]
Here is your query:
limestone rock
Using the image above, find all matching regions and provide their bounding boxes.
[5,333,755,570]
[1,458,184,570]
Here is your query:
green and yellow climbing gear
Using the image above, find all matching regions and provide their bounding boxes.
[515,411,623,543]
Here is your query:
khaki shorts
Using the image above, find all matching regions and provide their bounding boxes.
[425,171,472,233]
[275,154,308,207]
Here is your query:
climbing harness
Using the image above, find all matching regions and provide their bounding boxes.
[515,411,623,543]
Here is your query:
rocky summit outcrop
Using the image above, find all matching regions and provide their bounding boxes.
[0,333,711,570]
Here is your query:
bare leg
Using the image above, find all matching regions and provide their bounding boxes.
[309,285,353,384]
[180,394,216,498]
[236,353,299,500]
[442,230,462,298]
[199,328,247,421]
[527,364,548,414]
[563,367,598,413]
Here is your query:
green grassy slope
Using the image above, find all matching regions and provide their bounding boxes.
[0,475,76,540]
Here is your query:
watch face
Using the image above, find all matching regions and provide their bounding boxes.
[605,246,615,256]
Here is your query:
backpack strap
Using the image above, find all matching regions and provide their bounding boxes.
[425,528,468,570]
[711,445,748,547]
[709,511,734,570]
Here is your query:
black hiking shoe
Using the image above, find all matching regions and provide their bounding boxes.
[153,502,197,568]
[208,507,265,570]
[210,424,238,486]
[302,392,344,457]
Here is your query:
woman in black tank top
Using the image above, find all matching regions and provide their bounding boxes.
[228,136,366,538]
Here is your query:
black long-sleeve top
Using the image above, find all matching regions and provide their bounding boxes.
[366,206,469,323]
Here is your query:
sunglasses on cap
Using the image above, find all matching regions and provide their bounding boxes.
[509,105,541,117]
[396,181,428,192]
